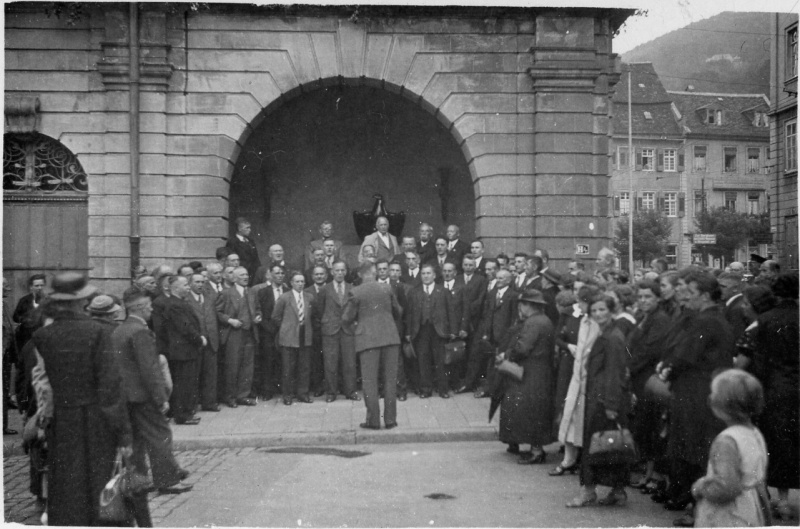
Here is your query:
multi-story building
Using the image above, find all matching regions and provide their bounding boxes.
[610,62,770,269]
[768,13,799,270]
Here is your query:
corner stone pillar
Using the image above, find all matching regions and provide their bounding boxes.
[528,13,620,265]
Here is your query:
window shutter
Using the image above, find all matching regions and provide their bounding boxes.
[636,193,642,212]
[677,152,685,172]
[656,149,664,172]
[613,195,620,216]
[635,149,643,171]
[678,192,685,217]
[657,191,665,212]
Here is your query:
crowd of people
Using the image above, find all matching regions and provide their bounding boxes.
[2,214,798,527]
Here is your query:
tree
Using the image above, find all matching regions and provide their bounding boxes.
[614,209,672,268]
[694,207,769,261]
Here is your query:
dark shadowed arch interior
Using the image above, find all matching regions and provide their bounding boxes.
[229,84,475,270]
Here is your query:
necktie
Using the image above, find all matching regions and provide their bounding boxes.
[497,289,502,302]
[446,281,452,291]
[336,282,344,302]
[426,285,431,295]
[199,294,204,304]
[464,275,470,284]
[297,293,304,324]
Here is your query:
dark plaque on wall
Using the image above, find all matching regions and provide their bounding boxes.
[353,194,405,241]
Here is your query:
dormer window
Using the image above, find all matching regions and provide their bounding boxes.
[643,111,652,120]
[706,109,723,125]
[752,112,769,127]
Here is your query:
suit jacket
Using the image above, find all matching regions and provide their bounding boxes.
[164,296,205,361]
[342,281,402,352]
[254,260,288,286]
[313,281,355,336]
[480,285,518,344]
[388,279,409,337]
[401,268,423,288]
[405,283,458,341]
[306,238,343,269]
[186,290,220,352]
[416,240,437,265]
[442,280,469,335]
[724,294,753,341]
[455,273,488,330]
[304,268,333,288]
[473,256,488,275]
[272,290,315,348]
[361,231,400,262]
[151,293,171,356]
[256,283,286,335]
[446,239,470,270]
[226,234,262,278]
[112,316,169,406]
[215,285,257,346]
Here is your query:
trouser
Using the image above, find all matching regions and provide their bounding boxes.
[360,345,399,427]
[281,342,311,399]
[322,331,357,396]
[168,359,200,423]
[224,333,255,401]
[2,352,11,429]
[198,345,218,408]
[253,330,279,397]
[309,331,325,395]
[461,333,489,390]
[669,457,704,501]
[127,401,183,488]
[414,322,448,393]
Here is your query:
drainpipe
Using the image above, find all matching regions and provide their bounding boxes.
[129,2,141,270]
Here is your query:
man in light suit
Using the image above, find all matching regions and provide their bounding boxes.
[215,267,260,408]
[313,261,359,402]
[306,220,343,270]
[360,216,400,263]
[445,224,470,272]
[342,262,403,430]
[187,273,220,412]
[405,264,458,398]
[272,271,315,405]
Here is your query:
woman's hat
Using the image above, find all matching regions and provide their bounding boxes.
[87,294,121,314]
[518,288,548,305]
[49,272,97,300]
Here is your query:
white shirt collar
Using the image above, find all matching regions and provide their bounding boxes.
[235,284,245,295]
[726,293,743,306]
[497,285,508,296]
[236,234,247,242]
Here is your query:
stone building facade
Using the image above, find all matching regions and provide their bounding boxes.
[4,4,631,296]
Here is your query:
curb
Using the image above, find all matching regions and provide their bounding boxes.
[4,427,498,456]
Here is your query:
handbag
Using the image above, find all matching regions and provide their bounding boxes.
[586,422,637,466]
[98,450,129,523]
[644,373,671,406]
[443,340,466,365]
[496,359,524,382]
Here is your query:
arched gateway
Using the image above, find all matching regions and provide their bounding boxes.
[4,4,630,292]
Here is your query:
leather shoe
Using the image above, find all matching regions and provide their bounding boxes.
[259,394,273,401]
[236,398,257,406]
[325,395,336,403]
[296,396,313,403]
[158,482,193,494]
[397,393,407,402]
[226,399,238,408]
[314,389,326,397]
[283,398,292,406]
[176,469,190,481]
[3,428,18,435]
[201,405,221,412]
[474,390,489,398]
[419,391,432,399]
[359,422,380,430]
[439,391,450,399]
[347,393,361,401]
[665,495,692,511]
[455,385,472,394]
[385,422,398,430]
[176,417,201,425]
[673,514,694,527]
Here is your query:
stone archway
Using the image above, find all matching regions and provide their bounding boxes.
[229,82,475,269]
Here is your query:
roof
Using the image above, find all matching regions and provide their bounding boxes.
[668,91,771,139]
[613,63,672,104]
[612,63,681,136]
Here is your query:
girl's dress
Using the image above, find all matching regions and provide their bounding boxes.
[694,424,770,527]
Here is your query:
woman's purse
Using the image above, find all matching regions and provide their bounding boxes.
[586,422,637,466]
[496,359,524,382]
[644,373,671,406]
[98,450,129,523]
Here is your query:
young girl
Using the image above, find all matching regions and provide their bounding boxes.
[692,369,771,527]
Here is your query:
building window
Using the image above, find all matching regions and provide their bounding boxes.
[753,112,769,127]
[641,191,655,210]
[725,191,737,212]
[723,147,737,173]
[618,146,629,169]
[3,133,89,195]
[706,109,723,125]
[694,191,707,215]
[787,120,797,172]
[694,145,707,172]
[641,148,655,171]
[747,148,761,173]
[789,27,798,79]
[663,149,677,172]
[747,191,760,215]
[664,192,678,217]
[666,244,677,266]
[620,191,630,214]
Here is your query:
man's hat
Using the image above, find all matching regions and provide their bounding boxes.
[518,288,548,306]
[87,294,121,314]
[49,272,97,300]
[542,268,563,286]
[749,253,767,264]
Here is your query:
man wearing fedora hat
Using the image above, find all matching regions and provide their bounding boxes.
[87,294,122,324]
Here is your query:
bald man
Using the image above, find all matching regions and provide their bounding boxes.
[361,216,400,263]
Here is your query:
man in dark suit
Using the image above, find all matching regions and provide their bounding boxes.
[187,273,221,412]
[313,261,359,402]
[342,262,403,430]
[433,237,455,278]
[470,241,488,275]
[304,252,331,286]
[306,220,343,270]
[405,264,458,398]
[471,269,517,397]
[453,255,488,392]
[512,253,529,290]
[113,289,191,494]
[253,244,288,285]
[445,224,470,272]
[12,273,46,350]
[416,223,436,266]
[389,261,414,399]
[719,272,752,343]
[216,267,259,408]
[164,275,207,425]
[254,264,286,400]
[305,266,327,397]
[402,251,423,287]
[272,270,316,405]
[522,255,544,291]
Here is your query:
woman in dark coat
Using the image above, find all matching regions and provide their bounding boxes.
[658,270,733,523]
[566,294,631,507]
[497,289,555,464]
[31,273,132,526]
[750,273,799,518]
